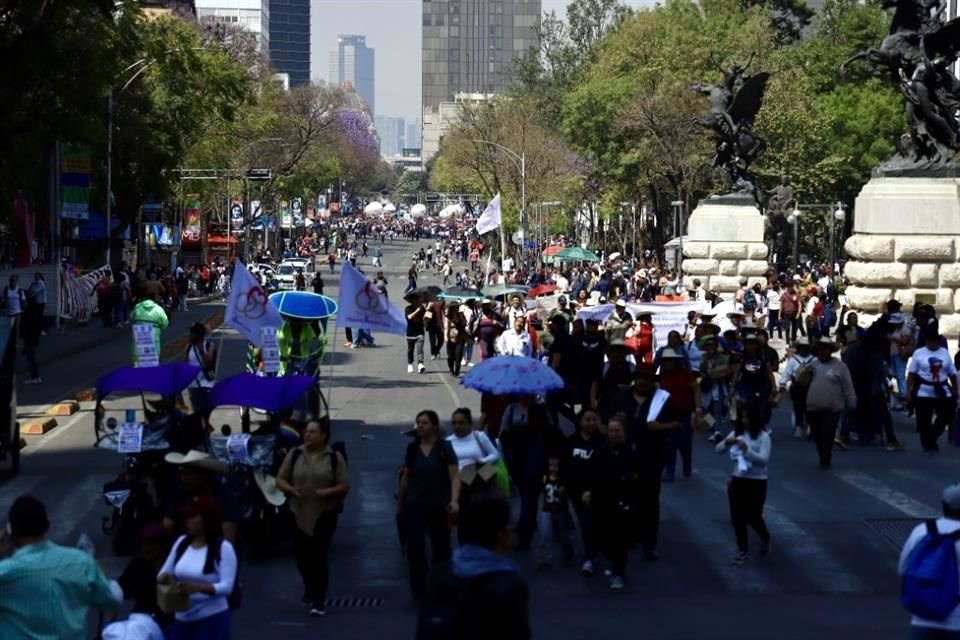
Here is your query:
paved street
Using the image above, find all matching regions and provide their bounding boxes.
[0,241,949,639]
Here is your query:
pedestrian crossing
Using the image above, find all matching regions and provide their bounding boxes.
[0,453,948,599]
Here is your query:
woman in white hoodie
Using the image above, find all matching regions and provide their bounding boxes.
[715,401,772,566]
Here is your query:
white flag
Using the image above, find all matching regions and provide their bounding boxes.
[224,260,283,346]
[475,193,501,235]
[337,263,407,335]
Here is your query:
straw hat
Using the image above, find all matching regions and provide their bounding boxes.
[164,450,228,474]
[253,470,286,506]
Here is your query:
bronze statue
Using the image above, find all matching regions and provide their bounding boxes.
[691,54,770,202]
[841,0,960,170]
[765,175,795,215]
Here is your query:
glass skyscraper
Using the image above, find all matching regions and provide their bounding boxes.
[329,35,376,117]
[269,0,310,87]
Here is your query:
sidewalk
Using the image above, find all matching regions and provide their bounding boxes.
[15,299,225,412]
[20,293,223,373]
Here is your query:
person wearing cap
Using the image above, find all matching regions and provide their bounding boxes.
[158,494,237,637]
[604,299,633,343]
[0,495,121,639]
[608,364,682,561]
[805,337,856,469]
[654,330,691,371]
[163,453,238,543]
[718,310,745,336]
[779,337,816,438]
[888,312,915,411]
[595,339,637,418]
[682,310,699,345]
[898,483,960,637]
[906,327,958,453]
[550,295,573,327]
[658,347,703,481]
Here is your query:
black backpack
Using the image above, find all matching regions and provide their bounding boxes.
[289,441,348,513]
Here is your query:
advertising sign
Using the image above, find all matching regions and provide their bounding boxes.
[230,200,244,226]
[60,144,92,220]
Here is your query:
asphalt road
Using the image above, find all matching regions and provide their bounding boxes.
[0,240,951,639]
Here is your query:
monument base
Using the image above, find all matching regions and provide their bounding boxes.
[844,176,960,335]
[682,199,769,296]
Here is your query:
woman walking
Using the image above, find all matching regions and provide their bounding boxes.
[715,402,772,565]
[444,303,467,377]
[446,408,500,510]
[157,495,237,639]
[185,323,217,426]
[564,408,604,576]
[589,413,643,590]
[396,410,460,605]
[277,419,349,616]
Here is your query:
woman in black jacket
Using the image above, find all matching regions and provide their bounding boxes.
[588,413,643,590]
[564,408,604,576]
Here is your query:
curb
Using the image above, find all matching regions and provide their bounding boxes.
[35,295,224,369]
[26,307,225,438]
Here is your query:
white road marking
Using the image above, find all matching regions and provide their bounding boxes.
[25,408,90,453]
[697,467,870,593]
[835,470,938,518]
[437,367,464,409]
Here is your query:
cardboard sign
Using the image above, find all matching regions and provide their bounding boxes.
[117,422,144,453]
[132,323,159,368]
[261,326,280,374]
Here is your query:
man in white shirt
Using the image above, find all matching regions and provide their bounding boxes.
[554,273,569,293]
[496,316,532,358]
[907,328,958,453]
[899,483,960,638]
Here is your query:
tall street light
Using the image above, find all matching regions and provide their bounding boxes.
[106,47,207,268]
[831,202,846,274]
[472,139,525,267]
[787,206,802,270]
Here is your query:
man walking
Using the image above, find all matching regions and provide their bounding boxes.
[0,495,120,638]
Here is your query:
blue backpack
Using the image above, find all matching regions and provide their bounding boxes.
[902,520,960,620]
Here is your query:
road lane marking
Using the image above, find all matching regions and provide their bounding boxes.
[696,467,870,593]
[835,470,938,518]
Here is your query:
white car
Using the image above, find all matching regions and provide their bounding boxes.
[275,259,314,290]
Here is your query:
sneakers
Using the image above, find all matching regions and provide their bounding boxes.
[609,576,625,590]
[407,364,414,374]
[793,426,805,439]
[834,435,849,450]
[732,551,748,565]
[581,560,594,576]
[886,441,905,452]
[417,363,426,374]
[309,607,326,617]
[707,431,722,443]
[461,358,468,366]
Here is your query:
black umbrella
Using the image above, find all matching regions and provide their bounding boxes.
[404,285,442,302]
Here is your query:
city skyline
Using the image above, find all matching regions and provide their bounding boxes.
[310,0,651,124]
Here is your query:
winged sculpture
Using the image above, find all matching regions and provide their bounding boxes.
[691,54,770,202]
[842,0,960,170]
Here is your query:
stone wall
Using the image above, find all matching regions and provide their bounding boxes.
[843,176,960,336]
[682,201,769,296]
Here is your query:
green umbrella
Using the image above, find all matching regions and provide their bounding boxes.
[555,246,601,262]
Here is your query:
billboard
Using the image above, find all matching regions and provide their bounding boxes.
[60,144,92,220]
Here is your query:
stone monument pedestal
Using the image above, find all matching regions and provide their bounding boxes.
[682,198,769,296]
[844,176,960,335]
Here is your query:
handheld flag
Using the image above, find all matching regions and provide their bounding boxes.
[337,263,408,335]
[225,260,283,347]
[475,193,501,235]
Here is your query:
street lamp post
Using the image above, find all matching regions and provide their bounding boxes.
[472,139,525,268]
[787,207,802,270]
[832,202,846,273]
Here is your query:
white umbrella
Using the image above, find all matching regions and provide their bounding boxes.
[383,203,397,213]
[439,204,463,219]
[363,202,383,215]
[411,203,427,216]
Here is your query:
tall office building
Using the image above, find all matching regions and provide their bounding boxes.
[329,35,376,117]
[376,116,406,157]
[406,119,421,152]
[196,0,270,53]
[422,0,540,111]
[269,0,310,87]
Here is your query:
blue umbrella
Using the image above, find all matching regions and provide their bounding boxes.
[461,356,565,395]
[96,363,202,399]
[210,373,315,412]
[269,291,338,319]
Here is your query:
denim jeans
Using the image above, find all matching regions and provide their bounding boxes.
[891,354,909,404]
[535,509,573,565]
[352,329,374,347]
[702,383,729,434]
[169,609,231,640]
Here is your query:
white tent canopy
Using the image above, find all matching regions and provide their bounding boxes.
[363,202,383,215]
[410,203,427,216]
